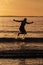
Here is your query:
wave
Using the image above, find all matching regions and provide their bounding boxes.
[0,37,43,43]
[0,30,43,33]
[0,50,43,58]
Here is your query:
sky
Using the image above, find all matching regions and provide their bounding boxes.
[0,0,43,16]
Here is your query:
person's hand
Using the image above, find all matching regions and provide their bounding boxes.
[32,21,33,23]
[13,19,15,21]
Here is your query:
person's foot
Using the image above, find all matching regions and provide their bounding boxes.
[18,33,20,36]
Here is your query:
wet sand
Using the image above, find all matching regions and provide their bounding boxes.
[0,58,43,65]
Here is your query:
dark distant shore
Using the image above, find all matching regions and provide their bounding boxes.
[0,37,43,43]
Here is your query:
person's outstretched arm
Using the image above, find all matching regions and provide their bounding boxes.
[26,21,33,24]
[13,19,23,22]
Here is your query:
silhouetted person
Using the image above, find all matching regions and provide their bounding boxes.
[13,18,33,36]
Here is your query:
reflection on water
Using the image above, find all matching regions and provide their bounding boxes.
[0,42,43,50]
[0,42,43,65]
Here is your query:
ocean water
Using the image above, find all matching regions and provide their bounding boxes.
[0,16,43,38]
[0,16,43,65]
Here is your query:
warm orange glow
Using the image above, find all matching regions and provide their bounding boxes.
[0,0,43,16]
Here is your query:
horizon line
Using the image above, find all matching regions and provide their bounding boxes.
[0,16,43,17]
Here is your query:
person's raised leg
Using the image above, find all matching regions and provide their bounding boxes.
[18,32,21,36]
